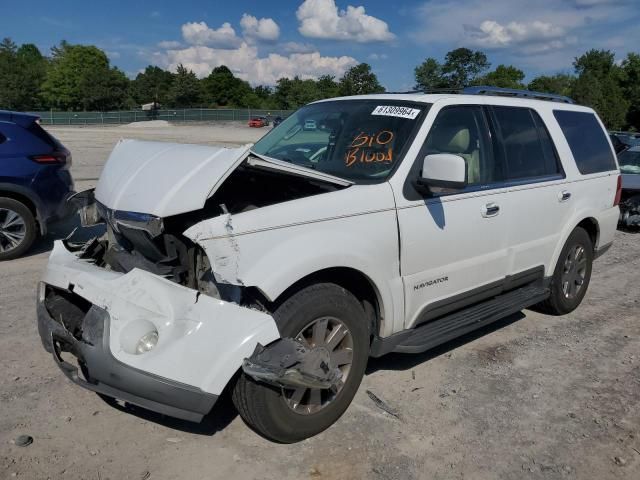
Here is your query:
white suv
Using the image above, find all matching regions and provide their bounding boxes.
[37,87,620,443]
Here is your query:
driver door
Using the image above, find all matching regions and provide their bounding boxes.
[395,105,511,329]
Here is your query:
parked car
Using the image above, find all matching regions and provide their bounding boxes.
[610,131,640,151]
[273,116,283,126]
[248,117,266,128]
[304,119,317,130]
[37,88,619,443]
[258,116,270,126]
[0,111,74,260]
[617,145,640,227]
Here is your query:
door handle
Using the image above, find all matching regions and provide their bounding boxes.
[482,202,500,217]
[559,190,571,202]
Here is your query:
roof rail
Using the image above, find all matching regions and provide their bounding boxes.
[462,86,574,104]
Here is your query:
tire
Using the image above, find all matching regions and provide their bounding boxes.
[232,283,370,443]
[0,197,37,261]
[536,227,593,315]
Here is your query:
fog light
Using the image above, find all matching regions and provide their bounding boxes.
[135,330,159,355]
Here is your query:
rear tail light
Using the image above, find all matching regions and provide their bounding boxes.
[613,175,622,207]
[30,151,69,165]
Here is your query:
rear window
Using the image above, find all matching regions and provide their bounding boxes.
[492,106,561,180]
[553,110,617,174]
[27,122,60,149]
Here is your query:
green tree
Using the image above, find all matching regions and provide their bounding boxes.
[477,64,525,89]
[130,66,174,106]
[571,49,628,129]
[414,58,446,90]
[316,74,339,98]
[274,77,322,109]
[169,64,202,107]
[202,65,255,107]
[338,63,384,96]
[41,42,129,110]
[0,38,22,109]
[527,74,574,97]
[620,53,640,130]
[441,48,490,87]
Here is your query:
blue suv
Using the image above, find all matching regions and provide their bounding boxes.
[0,111,74,260]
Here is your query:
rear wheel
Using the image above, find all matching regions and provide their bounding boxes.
[232,283,369,443]
[0,197,37,261]
[536,227,593,315]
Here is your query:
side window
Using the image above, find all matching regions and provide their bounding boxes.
[423,106,498,185]
[491,106,561,181]
[553,110,617,174]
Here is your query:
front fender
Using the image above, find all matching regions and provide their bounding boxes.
[186,210,403,337]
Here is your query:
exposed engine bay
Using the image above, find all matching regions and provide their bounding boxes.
[67,160,344,303]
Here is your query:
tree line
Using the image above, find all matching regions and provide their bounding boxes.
[0,37,638,130]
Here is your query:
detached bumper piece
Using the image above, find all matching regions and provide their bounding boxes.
[242,338,342,390]
[37,284,217,422]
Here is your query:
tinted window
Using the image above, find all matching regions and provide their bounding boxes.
[423,106,498,185]
[492,106,561,180]
[553,110,617,174]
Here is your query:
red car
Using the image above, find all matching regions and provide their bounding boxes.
[248,117,266,128]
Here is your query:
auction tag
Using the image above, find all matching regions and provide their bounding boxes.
[372,105,421,119]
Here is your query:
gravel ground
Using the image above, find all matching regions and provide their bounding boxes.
[1,123,639,480]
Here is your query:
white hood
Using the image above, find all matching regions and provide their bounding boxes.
[94,139,250,217]
[94,139,354,218]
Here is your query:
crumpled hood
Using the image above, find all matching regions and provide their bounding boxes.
[94,139,250,217]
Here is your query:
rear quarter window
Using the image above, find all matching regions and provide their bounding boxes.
[553,110,617,174]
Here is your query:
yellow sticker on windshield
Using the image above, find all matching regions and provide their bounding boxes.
[345,130,394,167]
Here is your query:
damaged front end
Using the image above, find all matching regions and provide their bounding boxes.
[37,139,353,421]
[243,339,343,390]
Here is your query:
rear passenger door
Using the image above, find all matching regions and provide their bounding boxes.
[487,106,570,280]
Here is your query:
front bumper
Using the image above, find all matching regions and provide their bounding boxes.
[37,241,280,422]
[37,286,217,422]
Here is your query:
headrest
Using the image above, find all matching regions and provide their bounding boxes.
[429,126,471,153]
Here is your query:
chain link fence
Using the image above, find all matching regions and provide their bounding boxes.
[31,108,294,126]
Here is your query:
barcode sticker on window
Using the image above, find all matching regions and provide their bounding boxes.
[372,105,421,119]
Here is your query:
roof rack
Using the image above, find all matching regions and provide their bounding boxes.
[462,86,574,104]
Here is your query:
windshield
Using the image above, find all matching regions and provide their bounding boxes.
[619,149,640,174]
[251,100,428,182]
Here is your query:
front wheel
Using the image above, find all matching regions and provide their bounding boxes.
[536,227,593,315]
[232,283,370,443]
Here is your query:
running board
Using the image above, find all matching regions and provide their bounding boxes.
[370,284,550,357]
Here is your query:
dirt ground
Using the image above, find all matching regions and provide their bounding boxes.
[1,122,639,480]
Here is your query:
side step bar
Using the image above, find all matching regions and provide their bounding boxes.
[370,284,549,357]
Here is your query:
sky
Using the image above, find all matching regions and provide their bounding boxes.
[2,0,640,90]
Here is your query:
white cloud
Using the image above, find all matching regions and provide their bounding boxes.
[296,0,395,42]
[280,41,317,54]
[181,21,242,49]
[368,53,388,60]
[240,14,280,42]
[410,0,639,70]
[466,20,565,48]
[154,42,357,85]
[157,40,182,49]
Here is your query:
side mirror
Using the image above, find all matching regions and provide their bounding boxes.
[418,154,467,190]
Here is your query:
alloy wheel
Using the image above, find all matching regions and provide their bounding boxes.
[0,208,27,253]
[283,316,354,415]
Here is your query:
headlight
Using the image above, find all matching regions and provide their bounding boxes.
[135,330,159,355]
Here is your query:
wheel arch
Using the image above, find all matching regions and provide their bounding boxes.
[262,266,385,340]
[0,184,44,234]
[547,215,600,277]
